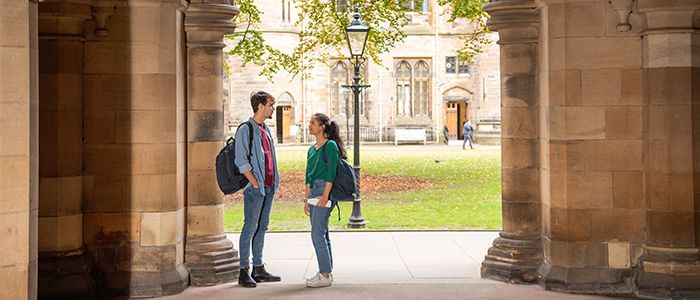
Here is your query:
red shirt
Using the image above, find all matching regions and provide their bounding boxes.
[259,123,275,188]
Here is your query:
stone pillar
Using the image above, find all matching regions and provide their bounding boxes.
[481,0,543,283]
[36,1,95,298]
[0,1,39,299]
[183,1,240,285]
[636,1,700,298]
[81,0,189,296]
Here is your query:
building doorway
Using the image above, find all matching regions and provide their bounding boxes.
[276,105,291,143]
[445,101,469,140]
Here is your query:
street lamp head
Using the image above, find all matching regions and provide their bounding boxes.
[345,7,370,58]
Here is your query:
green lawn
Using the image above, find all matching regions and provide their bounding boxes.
[224,146,502,231]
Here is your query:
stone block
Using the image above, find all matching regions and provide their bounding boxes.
[501,201,540,234]
[647,211,695,247]
[547,4,564,39]
[130,175,163,211]
[83,212,140,246]
[114,110,176,144]
[566,107,605,140]
[140,210,181,247]
[608,140,643,171]
[567,242,608,268]
[647,67,693,105]
[567,171,613,209]
[0,2,29,46]
[38,214,82,252]
[160,174,180,211]
[500,44,536,74]
[0,211,29,267]
[83,144,131,175]
[581,69,621,106]
[187,204,224,237]
[590,209,644,242]
[38,39,83,73]
[564,1,605,37]
[38,73,82,112]
[0,48,30,105]
[564,37,642,70]
[83,174,127,212]
[548,207,568,241]
[188,46,223,76]
[0,103,29,156]
[0,264,29,300]
[548,38,565,71]
[548,70,565,107]
[134,74,177,111]
[189,75,224,110]
[187,170,224,206]
[621,68,643,105]
[644,33,694,68]
[187,110,225,142]
[502,167,539,203]
[83,111,115,144]
[608,242,630,269]
[83,74,132,112]
[549,171,567,208]
[0,156,29,214]
[567,209,591,243]
[547,107,567,140]
[612,171,644,209]
[566,140,586,172]
[605,106,642,139]
[135,143,177,175]
[564,70,582,106]
[502,138,538,169]
[188,142,220,171]
[38,176,82,217]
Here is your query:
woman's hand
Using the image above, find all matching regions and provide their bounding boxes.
[317,195,329,208]
[304,202,311,216]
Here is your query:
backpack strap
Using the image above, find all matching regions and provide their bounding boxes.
[319,141,329,165]
[246,121,254,162]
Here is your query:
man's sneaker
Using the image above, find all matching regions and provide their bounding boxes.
[305,272,332,288]
[252,264,281,282]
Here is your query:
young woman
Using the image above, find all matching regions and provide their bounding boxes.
[303,113,347,288]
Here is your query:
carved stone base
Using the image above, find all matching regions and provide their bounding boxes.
[481,232,543,283]
[539,264,633,296]
[185,234,240,286]
[636,246,700,299]
[38,249,96,300]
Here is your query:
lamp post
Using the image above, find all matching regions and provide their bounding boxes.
[343,7,369,228]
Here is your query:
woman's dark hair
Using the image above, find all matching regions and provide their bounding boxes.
[313,113,347,159]
[250,91,273,113]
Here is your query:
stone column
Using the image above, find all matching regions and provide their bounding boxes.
[36,0,95,298]
[183,1,240,286]
[637,1,700,298]
[480,0,543,283]
[0,1,39,299]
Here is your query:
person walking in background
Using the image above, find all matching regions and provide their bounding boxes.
[463,121,474,150]
[302,113,348,288]
[234,91,282,288]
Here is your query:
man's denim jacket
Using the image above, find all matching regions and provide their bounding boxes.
[233,117,280,196]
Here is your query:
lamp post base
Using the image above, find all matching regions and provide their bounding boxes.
[346,200,366,229]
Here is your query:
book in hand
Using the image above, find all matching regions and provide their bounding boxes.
[306,197,332,208]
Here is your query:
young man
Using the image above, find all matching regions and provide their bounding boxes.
[233,91,281,288]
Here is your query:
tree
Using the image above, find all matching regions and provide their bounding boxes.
[225,0,489,81]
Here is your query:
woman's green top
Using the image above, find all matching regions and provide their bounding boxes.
[305,140,339,185]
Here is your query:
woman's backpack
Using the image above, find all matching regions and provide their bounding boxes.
[215,121,253,194]
[320,144,358,202]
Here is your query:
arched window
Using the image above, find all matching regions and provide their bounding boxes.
[331,62,349,116]
[395,61,411,116]
[414,61,430,116]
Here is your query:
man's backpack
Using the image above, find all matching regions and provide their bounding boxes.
[215,121,253,195]
[320,143,358,202]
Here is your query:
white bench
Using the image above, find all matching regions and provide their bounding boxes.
[394,128,427,145]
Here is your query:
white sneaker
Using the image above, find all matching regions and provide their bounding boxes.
[305,272,332,288]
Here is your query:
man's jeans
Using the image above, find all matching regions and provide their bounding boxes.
[310,179,334,273]
[463,135,474,149]
[239,185,276,269]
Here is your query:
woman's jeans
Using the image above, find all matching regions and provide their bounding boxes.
[239,185,276,269]
[310,179,334,273]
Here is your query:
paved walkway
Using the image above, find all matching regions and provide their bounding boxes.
[160,232,624,299]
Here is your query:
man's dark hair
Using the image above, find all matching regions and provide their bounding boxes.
[250,91,274,113]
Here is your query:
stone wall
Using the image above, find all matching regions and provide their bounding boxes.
[0,1,39,299]
[481,0,700,298]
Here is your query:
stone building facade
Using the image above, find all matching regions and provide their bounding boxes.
[223,0,502,144]
[0,0,699,299]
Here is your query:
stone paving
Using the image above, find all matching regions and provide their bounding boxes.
[159,232,624,299]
